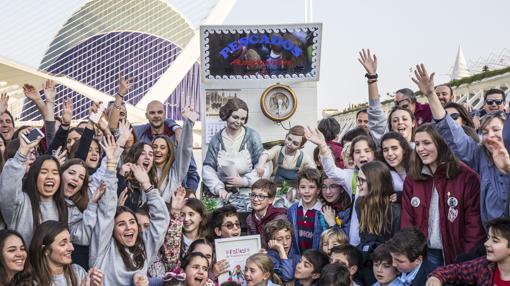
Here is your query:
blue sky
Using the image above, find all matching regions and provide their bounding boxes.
[1,0,509,112]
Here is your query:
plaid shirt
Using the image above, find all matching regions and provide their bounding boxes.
[431,256,495,286]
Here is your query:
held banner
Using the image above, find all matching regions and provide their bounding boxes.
[200,23,322,80]
[214,235,261,284]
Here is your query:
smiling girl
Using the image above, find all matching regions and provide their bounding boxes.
[0,230,32,286]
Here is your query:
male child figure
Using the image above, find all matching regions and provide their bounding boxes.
[427,217,510,286]
[386,227,433,286]
[330,245,363,286]
[294,250,330,286]
[256,125,315,185]
[371,243,403,286]
[265,219,301,283]
[246,179,287,248]
[288,168,328,254]
[210,204,241,239]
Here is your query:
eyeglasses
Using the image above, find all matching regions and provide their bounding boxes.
[221,222,241,230]
[356,176,367,186]
[249,193,270,201]
[321,184,342,191]
[449,113,461,120]
[485,99,504,106]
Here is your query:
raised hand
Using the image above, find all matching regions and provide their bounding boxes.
[118,74,133,97]
[117,120,132,148]
[100,135,118,162]
[19,128,43,156]
[268,239,286,256]
[52,146,67,166]
[171,186,186,213]
[322,205,337,227]
[119,163,132,177]
[485,137,510,173]
[131,164,152,190]
[411,64,436,97]
[358,49,377,74]
[118,187,128,207]
[304,126,327,146]
[62,97,73,126]
[0,93,9,115]
[22,84,41,102]
[43,80,56,103]
[91,181,106,203]
[182,106,199,122]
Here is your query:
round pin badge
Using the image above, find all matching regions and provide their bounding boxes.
[411,197,421,208]
[447,197,458,208]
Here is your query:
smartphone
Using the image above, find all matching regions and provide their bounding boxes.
[21,128,45,144]
[89,102,107,124]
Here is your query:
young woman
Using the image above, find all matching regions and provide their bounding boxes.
[412,64,508,227]
[89,159,169,285]
[244,253,282,286]
[0,230,32,286]
[305,129,403,246]
[356,161,400,249]
[380,132,411,181]
[443,102,479,143]
[0,129,68,245]
[30,220,104,286]
[152,107,196,203]
[202,97,265,212]
[401,123,484,268]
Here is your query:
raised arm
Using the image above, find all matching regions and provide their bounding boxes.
[411,64,446,120]
[22,84,47,120]
[108,74,131,129]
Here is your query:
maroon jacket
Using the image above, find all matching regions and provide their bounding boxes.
[431,256,495,286]
[327,141,344,168]
[401,162,484,264]
[414,101,432,126]
[246,205,288,248]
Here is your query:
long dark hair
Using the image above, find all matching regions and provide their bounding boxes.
[61,159,90,212]
[444,102,480,143]
[0,230,32,286]
[152,135,176,189]
[357,161,394,235]
[23,155,68,230]
[29,221,78,286]
[114,206,146,271]
[409,124,460,180]
[387,106,416,141]
[380,131,411,172]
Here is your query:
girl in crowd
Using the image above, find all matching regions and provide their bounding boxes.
[320,176,352,236]
[202,97,265,212]
[181,198,209,256]
[244,253,282,286]
[0,230,32,286]
[305,128,402,246]
[400,123,484,268]
[380,132,411,181]
[182,252,210,286]
[89,156,169,285]
[443,102,480,143]
[358,49,417,146]
[356,161,400,249]
[412,64,508,227]
[0,130,68,245]
[29,220,104,286]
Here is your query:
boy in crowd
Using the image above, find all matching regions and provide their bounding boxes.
[287,168,328,254]
[256,125,315,185]
[320,263,352,286]
[386,227,433,286]
[265,219,300,283]
[427,217,510,286]
[246,179,287,247]
[294,250,330,286]
[371,243,402,286]
[330,245,363,286]
[210,205,241,239]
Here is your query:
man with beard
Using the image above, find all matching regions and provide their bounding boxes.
[435,85,455,106]
[134,100,200,192]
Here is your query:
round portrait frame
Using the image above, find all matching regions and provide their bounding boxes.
[260,84,297,122]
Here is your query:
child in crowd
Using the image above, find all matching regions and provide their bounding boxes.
[330,245,363,286]
[210,205,241,239]
[246,179,287,247]
[244,253,283,286]
[318,118,344,168]
[287,168,328,254]
[371,243,403,286]
[386,227,433,286]
[265,219,300,283]
[294,250,329,286]
[427,217,510,286]
[256,125,315,185]
[320,228,349,255]
[319,263,352,286]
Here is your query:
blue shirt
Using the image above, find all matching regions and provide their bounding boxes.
[373,278,405,286]
[398,263,422,286]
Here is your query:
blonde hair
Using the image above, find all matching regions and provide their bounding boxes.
[320,228,349,248]
[246,253,282,285]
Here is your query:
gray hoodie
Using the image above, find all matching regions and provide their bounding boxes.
[0,151,60,245]
[50,264,87,286]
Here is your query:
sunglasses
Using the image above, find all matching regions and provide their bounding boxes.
[485,99,504,106]
[449,113,461,120]
[221,222,241,230]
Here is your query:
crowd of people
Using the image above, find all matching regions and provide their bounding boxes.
[0,48,509,286]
